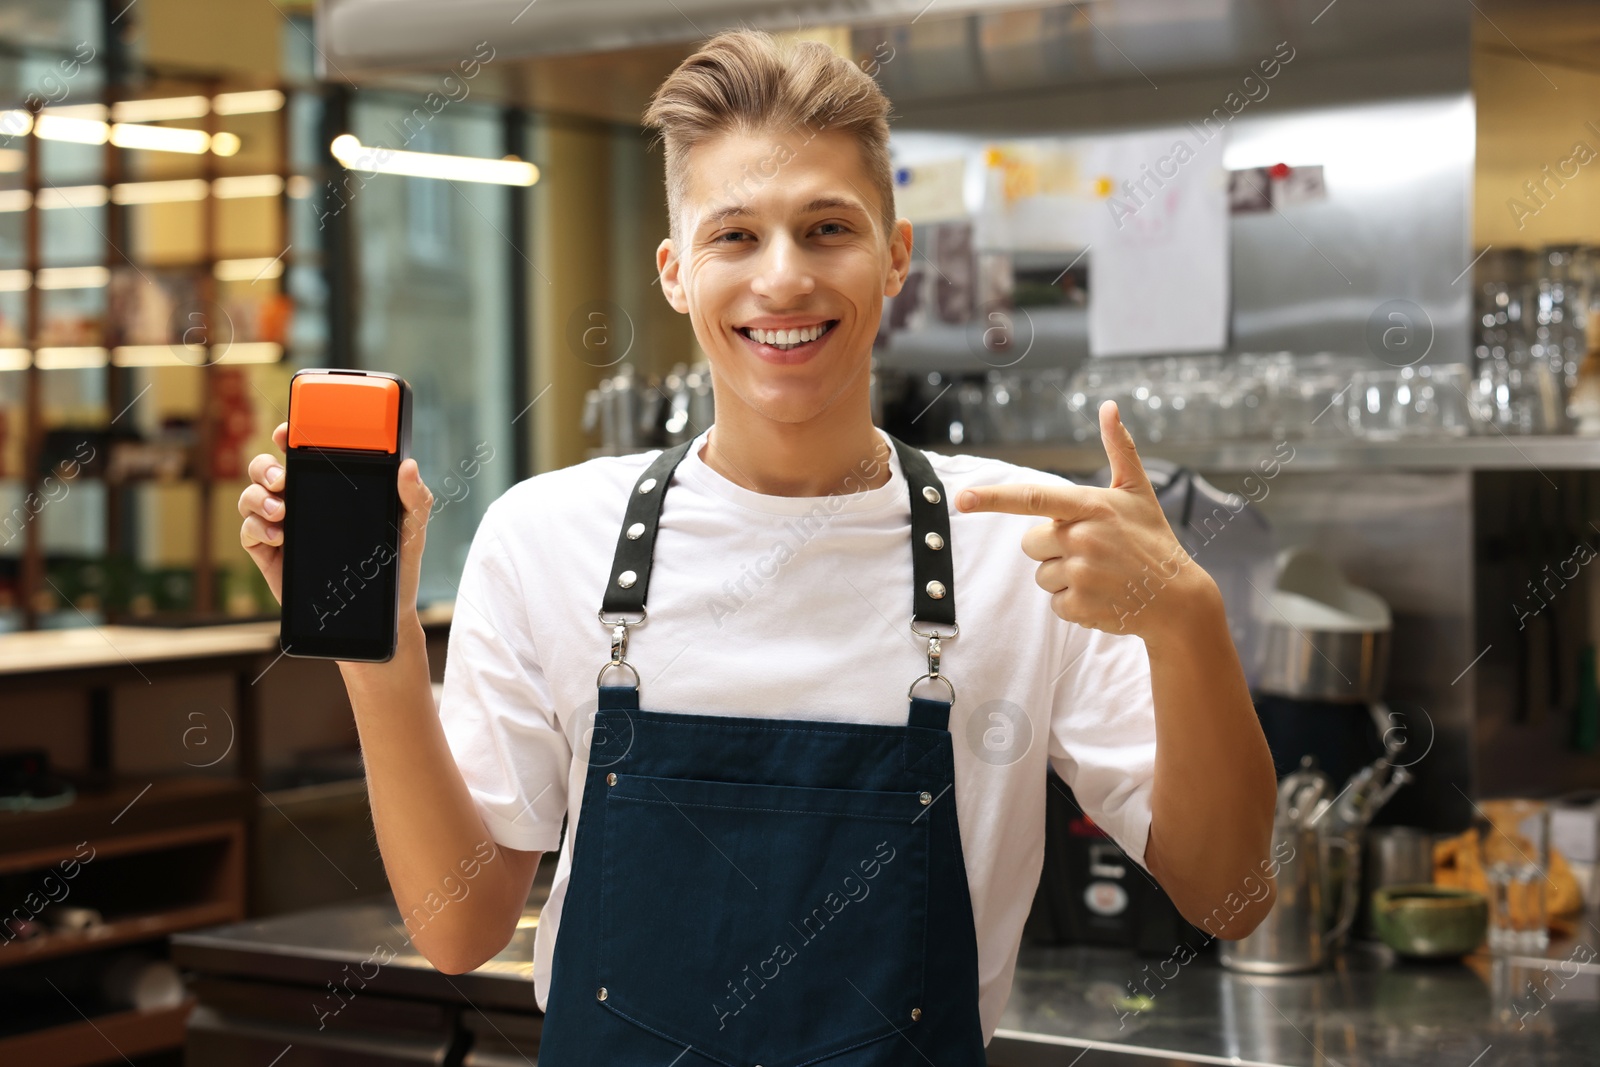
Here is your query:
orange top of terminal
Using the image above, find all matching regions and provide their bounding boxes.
[287,373,400,453]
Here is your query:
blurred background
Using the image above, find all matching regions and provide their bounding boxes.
[2,1,1600,1064]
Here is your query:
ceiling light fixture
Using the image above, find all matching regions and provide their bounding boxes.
[36,185,108,209]
[213,90,286,115]
[36,266,110,289]
[35,346,109,370]
[109,123,210,154]
[215,257,285,281]
[111,96,210,123]
[112,179,210,205]
[212,174,283,199]
[329,134,539,186]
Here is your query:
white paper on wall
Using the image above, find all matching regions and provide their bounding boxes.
[1086,127,1230,358]
[893,157,969,224]
[973,140,1097,252]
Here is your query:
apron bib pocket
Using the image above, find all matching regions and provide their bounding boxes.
[598,773,932,1066]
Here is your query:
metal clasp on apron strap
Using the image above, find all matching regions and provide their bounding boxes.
[909,617,959,704]
[596,607,645,688]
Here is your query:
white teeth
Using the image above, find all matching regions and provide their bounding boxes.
[745,322,830,349]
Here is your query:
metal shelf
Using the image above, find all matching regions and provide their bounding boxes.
[935,434,1600,474]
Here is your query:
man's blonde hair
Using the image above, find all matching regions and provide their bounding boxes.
[642,29,896,247]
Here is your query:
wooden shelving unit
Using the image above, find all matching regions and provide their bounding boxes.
[0,817,246,969]
[0,775,248,1065]
[0,999,193,1067]
[5,71,299,631]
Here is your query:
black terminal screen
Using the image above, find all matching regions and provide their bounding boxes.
[280,447,401,660]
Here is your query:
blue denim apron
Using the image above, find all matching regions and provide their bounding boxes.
[536,433,988,1065]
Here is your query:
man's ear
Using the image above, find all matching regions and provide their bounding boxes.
[657,239,690,314]
[882,218,913,299]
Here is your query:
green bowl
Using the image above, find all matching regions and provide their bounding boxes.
[1371,884,1488,959]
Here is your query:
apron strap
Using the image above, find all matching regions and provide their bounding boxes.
[889,435,957,630]
[600,438,696,618]
[596,430,959,725]
[908,695,952,732]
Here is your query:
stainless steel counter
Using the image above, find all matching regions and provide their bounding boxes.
[170,888,545,1015]
[173,886,1600,1067]
[989,936,1600,1067]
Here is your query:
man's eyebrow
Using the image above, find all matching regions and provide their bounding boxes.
[798,196,869,216]
[698,196,871,229]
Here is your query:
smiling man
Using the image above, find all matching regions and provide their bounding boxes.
[239,27,1275,1065]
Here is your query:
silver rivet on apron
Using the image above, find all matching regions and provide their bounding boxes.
[925,580,946,599]
[638,477,657,494]
[597,986,608,1001]
[911,1007,922,1021]
[617,570,637,588]
[922,485,940,504]
[626,522,645,540]
[919,791,933,805]
[924,531,944,551]
[606,772,617,786]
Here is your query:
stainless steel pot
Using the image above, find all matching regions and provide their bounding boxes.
[1257,624,1390,702]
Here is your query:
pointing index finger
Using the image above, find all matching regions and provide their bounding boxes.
[956,482,1102,521]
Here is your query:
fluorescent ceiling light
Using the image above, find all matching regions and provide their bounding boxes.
[45,104,107,121]
[0,110,33,137]
[112,178,210,204]
[35,346,108,370]
[37,185,109,209]
[0,269,30,291]
[215,257,285,281]
[112,96,210,123]
[216,342,283,364]
[33,113,216,155]
[110,123,210,154]
[213,174,283,198]
[35,114,109,145]
[110,341,285,367]
[287,175,313,198]
[0,349,29,371]
[0,190,31,212]
[111,344,204,367]
[330,134,539,186]
[0,148,24,173]
[211,131,242,157]
[36,266,109,289]
[213,90,285,115]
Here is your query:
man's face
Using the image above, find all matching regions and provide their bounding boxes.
[657,127,912,426]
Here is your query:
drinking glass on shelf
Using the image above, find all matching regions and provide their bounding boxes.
[949,378,995,446]
[1410,363,1474,437]
[1287,353,1362,439]
[1533,244,1585,401]
[1348,367,1407,439]
[1021,368,1067,442]
[1217,355,1269,440]
[1477,798,1551,954]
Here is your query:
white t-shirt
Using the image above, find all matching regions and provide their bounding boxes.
[436,423,1159,1045]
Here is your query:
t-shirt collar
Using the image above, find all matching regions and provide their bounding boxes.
[673,423,907,517]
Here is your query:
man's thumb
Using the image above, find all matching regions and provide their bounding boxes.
[1099,400,1150,492]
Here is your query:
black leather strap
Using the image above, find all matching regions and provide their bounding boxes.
[892,435,956,630]
[600,439,695,616]
[599,430,956,629]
